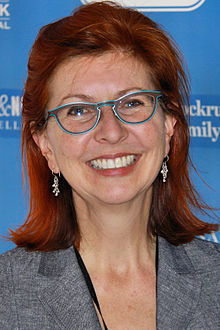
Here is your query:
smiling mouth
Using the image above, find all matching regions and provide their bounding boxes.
[90,155,137,170]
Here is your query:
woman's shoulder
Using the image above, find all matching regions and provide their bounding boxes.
[0,247,42,291]
[0,246,74,281]
[0,247,41,271]
[183,237,220,269]
[157,237,219,329]
[185,236,220,252]
[159,236,220,273]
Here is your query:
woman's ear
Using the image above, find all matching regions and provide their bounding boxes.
[164,114,177,156]
[32,130,60,173]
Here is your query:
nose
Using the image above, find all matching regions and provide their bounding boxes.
[93,104,128,144]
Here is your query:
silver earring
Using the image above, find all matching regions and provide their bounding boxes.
[52,171,60,196]
[160,156,169,183]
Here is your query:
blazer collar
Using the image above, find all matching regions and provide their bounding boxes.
[37,247,102,329]
[156,237,203,329]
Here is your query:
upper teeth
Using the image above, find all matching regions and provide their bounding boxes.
[90,155,136,169]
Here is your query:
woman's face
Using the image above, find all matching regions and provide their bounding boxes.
[36,53,175,205]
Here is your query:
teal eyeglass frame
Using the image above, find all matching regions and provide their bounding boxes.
[46,90,163,135]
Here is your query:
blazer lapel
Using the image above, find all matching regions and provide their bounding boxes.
[156,237,202,330]
[37,247,102,330]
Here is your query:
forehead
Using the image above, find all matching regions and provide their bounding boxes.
[47,52,155,107]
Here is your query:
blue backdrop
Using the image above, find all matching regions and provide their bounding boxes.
[0,0,219,253]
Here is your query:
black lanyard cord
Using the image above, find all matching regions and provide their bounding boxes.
[74,248,108,330]
[75,238,158,330]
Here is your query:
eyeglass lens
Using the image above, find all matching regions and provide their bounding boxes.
[54,92,157,134]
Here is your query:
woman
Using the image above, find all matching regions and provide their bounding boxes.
[0,2,219,329]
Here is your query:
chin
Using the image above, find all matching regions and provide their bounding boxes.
[93,186,148,206]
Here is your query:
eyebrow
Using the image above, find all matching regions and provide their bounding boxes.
[59,87,146,105]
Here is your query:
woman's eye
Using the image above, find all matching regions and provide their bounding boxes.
[67,106,87,116]
[125,99,144,108]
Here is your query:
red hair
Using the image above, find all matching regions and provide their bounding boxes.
[9,1,218,250]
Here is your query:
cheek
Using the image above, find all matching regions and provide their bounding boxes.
[135,119,166,151]
[48,128,92,170]
[47,128,78,164]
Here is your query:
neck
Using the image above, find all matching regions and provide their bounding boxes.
[73,190,156,273]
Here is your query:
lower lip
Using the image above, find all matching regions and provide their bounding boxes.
[87,155,140,177]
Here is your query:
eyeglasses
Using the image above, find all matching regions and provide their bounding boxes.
[46,90,163,135]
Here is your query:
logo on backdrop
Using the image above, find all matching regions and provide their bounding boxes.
[0,0,10,30]
[185,95,220,145]
[81,0,206,12]
[0,90,21,137]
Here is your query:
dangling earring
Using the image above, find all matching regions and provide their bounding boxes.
[52,171,60,196]
[160,156,169,183]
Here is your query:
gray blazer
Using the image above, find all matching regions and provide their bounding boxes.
[0,236,219,329]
